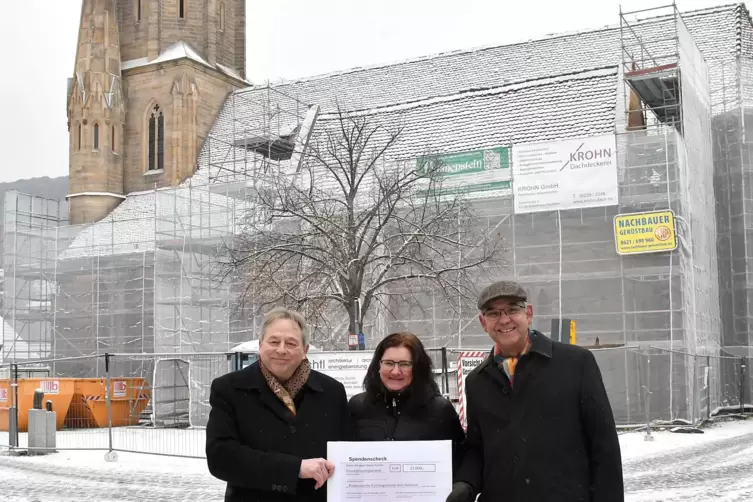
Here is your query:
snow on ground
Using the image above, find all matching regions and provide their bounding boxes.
[0,427,207,457]
[0,418,751,501]
[619,418,753,462]
[621,417,753,501]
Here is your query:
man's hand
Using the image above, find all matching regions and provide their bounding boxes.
[299,458,336,489]
[446,481,475,502]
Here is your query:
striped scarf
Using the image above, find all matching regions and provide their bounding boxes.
[493,335,532,386]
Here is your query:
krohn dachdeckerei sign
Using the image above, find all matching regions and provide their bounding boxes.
[512,135,619,214]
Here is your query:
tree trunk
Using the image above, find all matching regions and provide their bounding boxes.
[348,302,358,350]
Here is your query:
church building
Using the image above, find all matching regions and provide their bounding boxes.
[66,0,247,224]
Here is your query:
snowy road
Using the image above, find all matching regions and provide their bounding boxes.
[623,421,753,501]
[0,450,225,502]
[0,418,751,501]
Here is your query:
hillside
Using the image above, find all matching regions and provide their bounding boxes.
[0,176,69,268]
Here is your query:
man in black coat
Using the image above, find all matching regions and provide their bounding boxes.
[447,280,624,502]
[206,307,352,501]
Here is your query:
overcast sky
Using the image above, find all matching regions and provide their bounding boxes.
[0,0,740,183]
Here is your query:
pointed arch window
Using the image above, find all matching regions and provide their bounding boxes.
[148,104,164,171]
[93,123,100,150]
[219,3,226,32]
[111,125,117,153]
[77,123,82,151]
[179,0,185,18]
[136,0,142,22]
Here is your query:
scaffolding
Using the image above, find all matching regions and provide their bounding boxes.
[711,53,753,352]
[154,87,308,353]
[1,192,65,362]
[615,3,720,421]
[1,5,750,427]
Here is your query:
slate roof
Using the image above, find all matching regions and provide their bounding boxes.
[58,183,250,260]
[253,3,747,112]
[58,3,753,258]
[58,190,160,260]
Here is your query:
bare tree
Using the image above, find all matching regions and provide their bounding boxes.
[221,106,505,349]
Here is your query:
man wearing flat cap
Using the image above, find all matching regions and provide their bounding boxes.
[446,280,623,502]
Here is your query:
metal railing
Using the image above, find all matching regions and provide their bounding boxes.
[0,347,750,460]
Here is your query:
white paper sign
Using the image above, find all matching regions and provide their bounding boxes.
[327,440,453,501]
[513,134,619,213]
[308,352,374,398]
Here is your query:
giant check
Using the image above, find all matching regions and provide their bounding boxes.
[327,440,452,501]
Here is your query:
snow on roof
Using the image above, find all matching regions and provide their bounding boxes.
[59,179,254,260]
[58,191,159,260]
[241,4,743,112]
[121,41,251,85]
[216,63,247,83]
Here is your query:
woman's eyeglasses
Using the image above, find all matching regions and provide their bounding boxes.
[380,360,413,370]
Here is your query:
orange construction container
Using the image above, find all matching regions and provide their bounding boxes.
[0,378,75,432]
[68,378,150,428]
[0,377,150,432]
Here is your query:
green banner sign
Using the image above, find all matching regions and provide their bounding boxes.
[416,146,511,196]
[418,146,510,176]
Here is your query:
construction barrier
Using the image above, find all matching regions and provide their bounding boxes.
[0,378,150,432]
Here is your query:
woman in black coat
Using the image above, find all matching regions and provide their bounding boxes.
[348,332,465,474]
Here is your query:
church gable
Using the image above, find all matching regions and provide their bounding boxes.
[120,60,240,194]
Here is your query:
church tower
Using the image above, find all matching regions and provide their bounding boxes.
[67,0,126,225]
[68,0,248,225]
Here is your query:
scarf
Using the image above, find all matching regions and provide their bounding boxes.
[260,359,311,415]
[493,334,532,387]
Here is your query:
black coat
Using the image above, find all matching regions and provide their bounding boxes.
[348,385,466,474]
[206,362,352,502]
[456,330,624,502]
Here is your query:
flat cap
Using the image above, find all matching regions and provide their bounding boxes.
[477,280,527,311]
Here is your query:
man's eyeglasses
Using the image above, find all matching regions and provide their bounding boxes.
[483,305,526,320]
[380,360,413,370]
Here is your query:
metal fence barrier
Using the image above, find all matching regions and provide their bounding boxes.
[0,353,231,459]
[0,347,750,460]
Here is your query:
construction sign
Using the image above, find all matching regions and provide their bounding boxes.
[113,380,127,398]
[614,210,677,255]
[456,351,487,429]
[40,380,60,395]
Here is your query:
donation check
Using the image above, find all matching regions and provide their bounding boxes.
[327,440,452,501]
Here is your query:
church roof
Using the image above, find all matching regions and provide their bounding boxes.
[121,41,250,84]
[59,3,752,259]
[247,3,745,112]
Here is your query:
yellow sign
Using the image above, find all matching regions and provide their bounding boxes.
[569,320,576,345]
[614,210,677,255]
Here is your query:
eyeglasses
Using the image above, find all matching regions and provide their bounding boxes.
[483,305,525,320]
[380,360,413,370]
